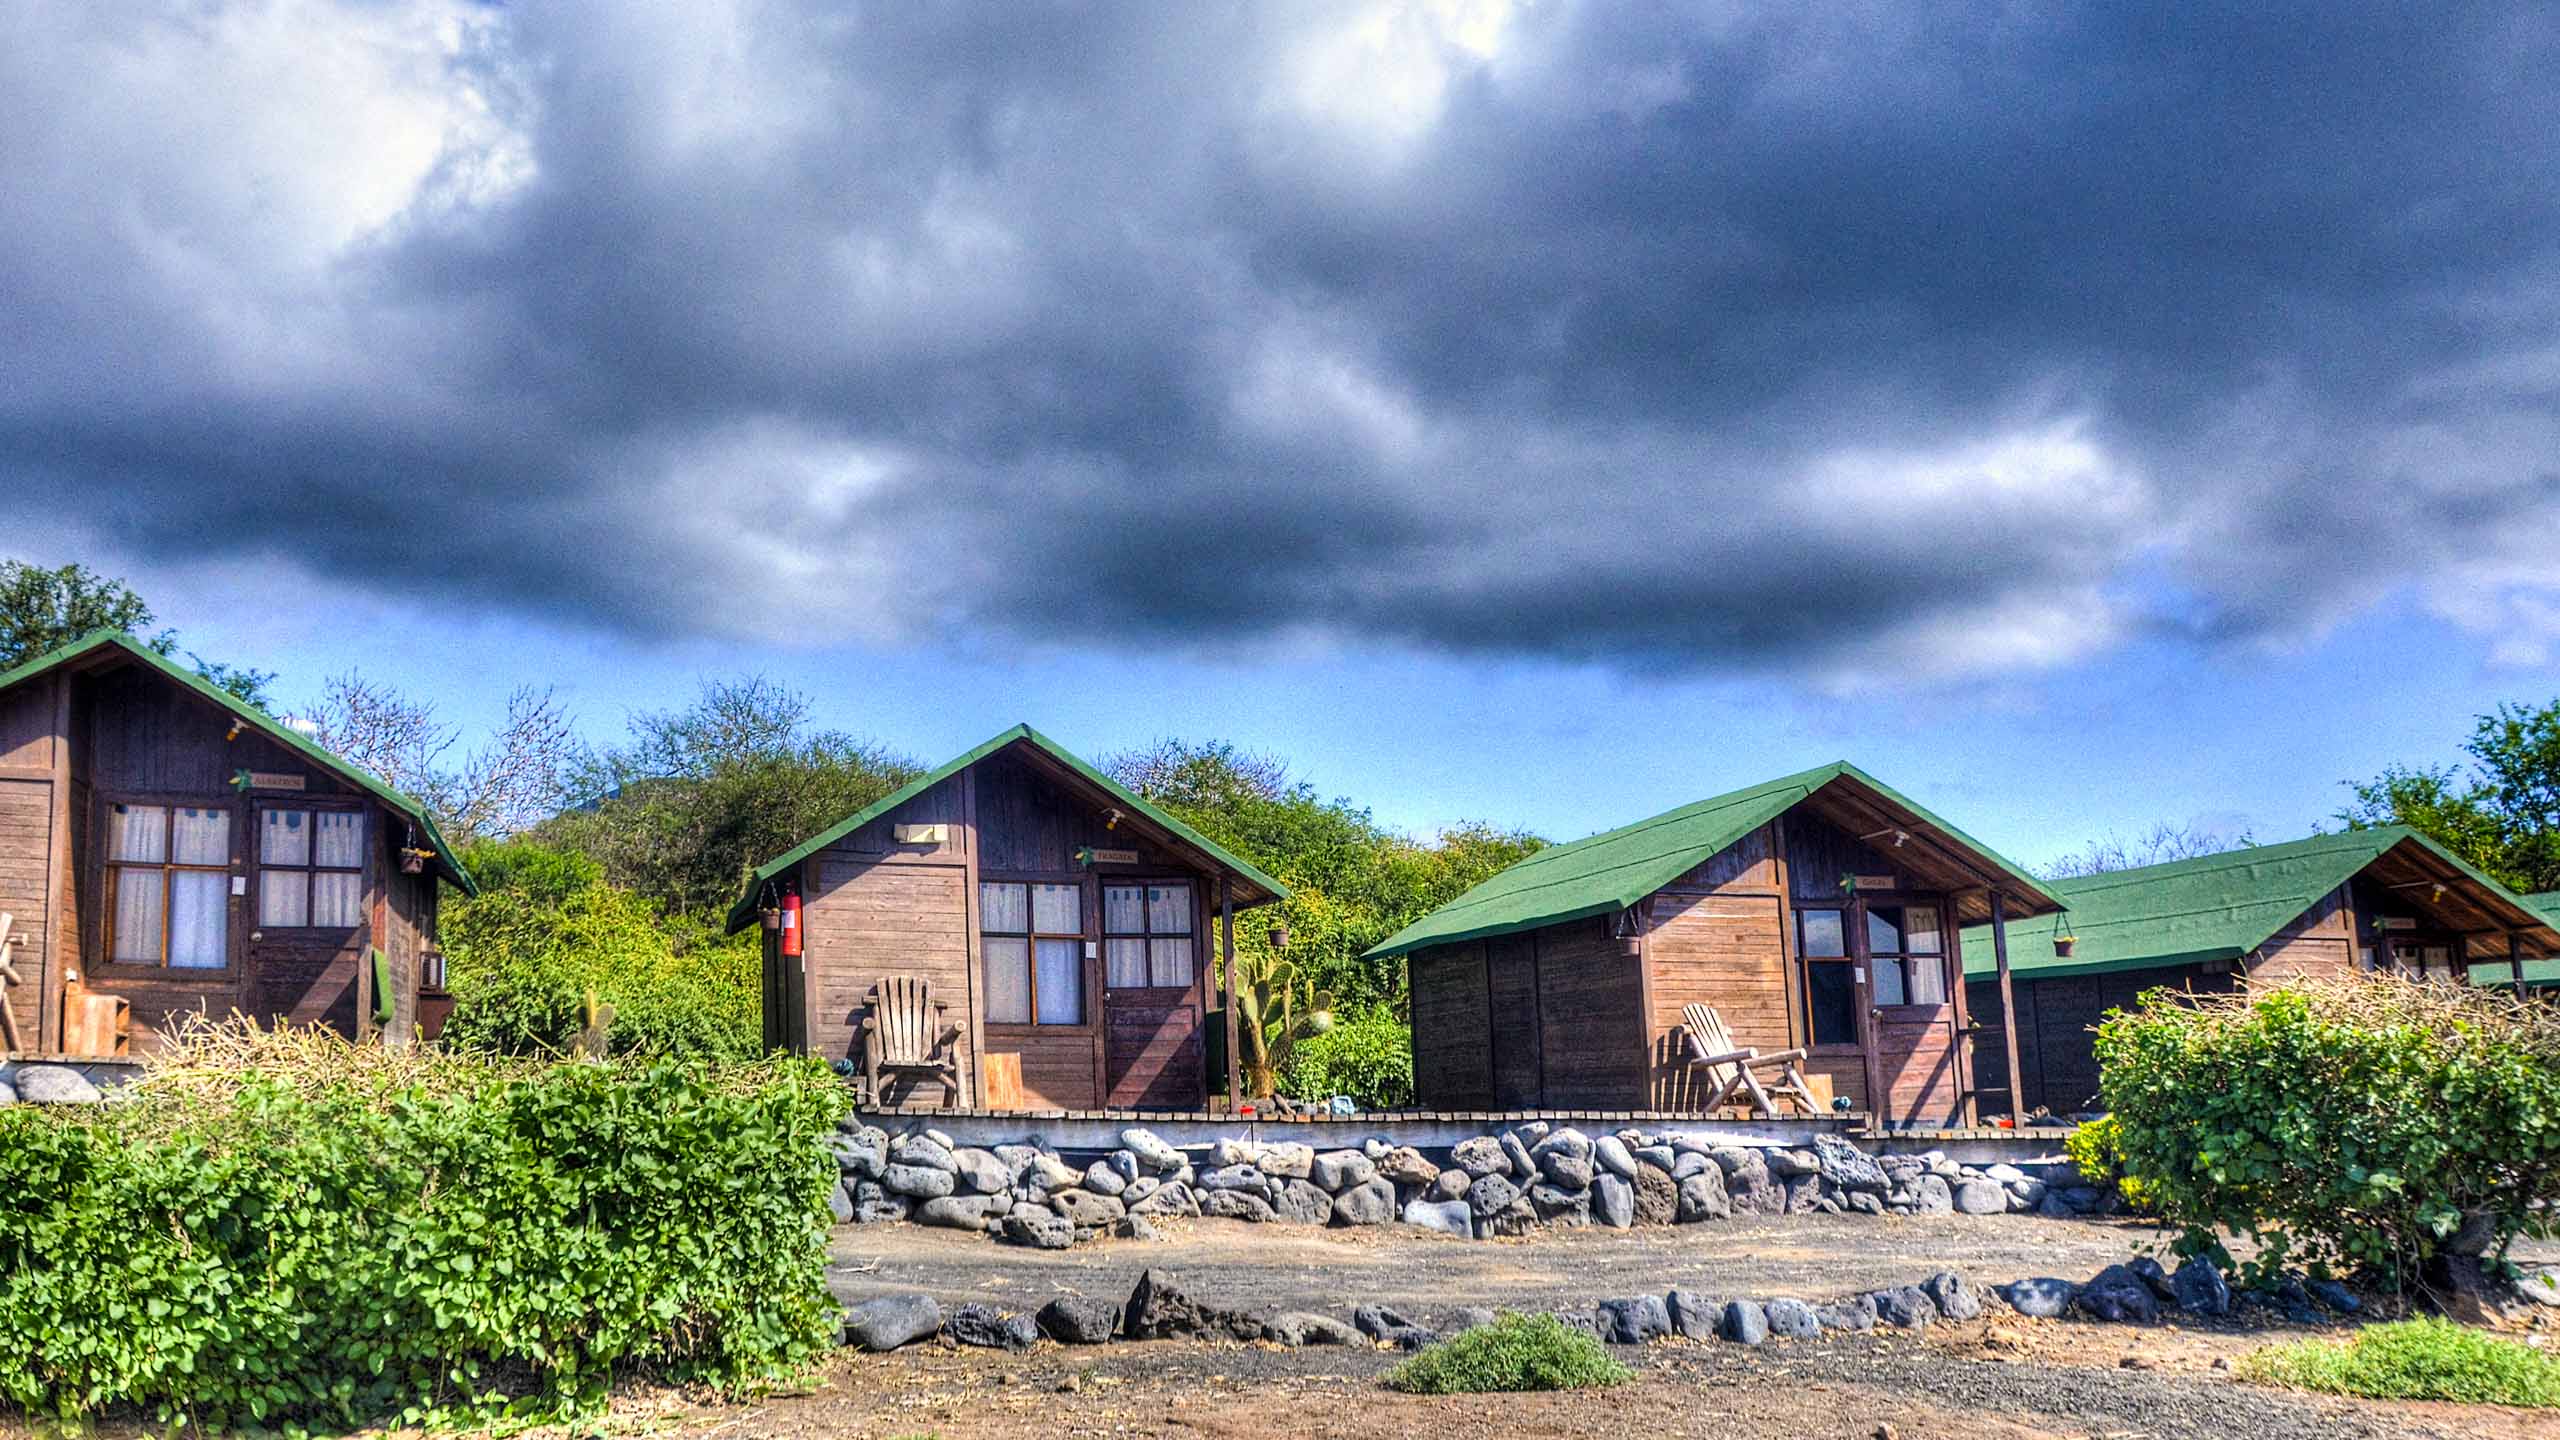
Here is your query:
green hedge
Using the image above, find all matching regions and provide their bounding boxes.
[2096,978,2560,1287]
[1282,1006,1416,1109]
[0,1045,843,1428]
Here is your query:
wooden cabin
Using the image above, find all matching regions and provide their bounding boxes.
[726,725,1287,1111]
[0,631,475,1058]
[1958,828,2560,1115]
[1371,763,2066,1127]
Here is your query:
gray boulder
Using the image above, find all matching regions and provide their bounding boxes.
[1984,1162,2029,1183]
[1632,1165,1678,1226]
[1531,1125,1592,1161]
[1263,1311,1362,1346]
[1591,1173,1634,1229]
[1353,1304,1439,1350]
[1451,1135,1510,1177]
[1812,1133,1888,1192]
[1595,1295,1670,1344]
[944,1303,1039,1350]
[830,1130,888,1179]
[1814,1296,1876,1331]
[1114,1215,1161,1242]
[1036,1296,1120,1344]
[1922,1271,1980,1321]
[1270,1178,1335,1226]
[1784,1174,1824,1215]
[1721,1299,1769,1345]
[1376,1146,1440,1187]
[1202,1189,1278,1222]
[1258,1142,1316,1180]
[1998,1277,2078,1318]
[951,1148,1012,1194]
[1768,1147,1820,1179]
[1952,1178,2009,1215]
[1869,1286,1934,1329]
[1311,1149,1376,1190]
[1593,1135,1638,1180]
[1527,1181,1590,1226]
[992,1141,1049,1174]
[843,1294,942,1351]
[890,1134,957,1172]
[2308,1279,2361,1314]
[1480,1197,1540,1238]
[851,1189,911,1225]
[2129,1256,2175,1300]
[1400,1197,1474,1239]
[883,1163,956,1200]
[1466,1172,1523,1217]
[827,1180,856,1224]
[1332,1178,1396,1226]
[1430,1169,1472,1202]
[1081,1160,1129,1196]
[13,1065,103,1105]
[1672,1150,1714,1180]
[1003,1208,1074,1249]
[1676,1168,1731,1222]
[1539,1151,1595,1190]
[1714,1148,1785,1214]
[915,1195,995,1230]
[1764,1297,1822,1339]
[2078,1265,2161,1323]
[1633,1144,1677,1174]
[1125,1268,1265,1342]
[1500,1131,1539,1182]
[1210,1136,1262,1167]
[1666,1289,1722,1340]
[1128,1183,1199,1218]
[1845,1190,1886,1216]
[1022,1153,1084,1193]
[2172,1256,2232,1316]
[2518,1270,2560,1307]
[1051,1189,1126,1228]
[1897,1174,1954,1215]
[1120,1127,1185,1172]
[1197,1164,1271,1198]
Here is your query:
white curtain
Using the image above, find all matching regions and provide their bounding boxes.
[982,936,1031,1022]
[171,807,229,865]
[261,809,311,866]
[311,871,363,927]
[1035,938,1083,1023]
[111,868,164,962]
[1031,883,1080,934]
[980,882,1028,933]
[1106,937,1149,988]
[1103,884,1145,934]
[108,804,166,863]
[168,872,227,968]
[1147,884,1191,934]
[260,870,308,927]
[313,810,362,868]
[1149,938,1194,988]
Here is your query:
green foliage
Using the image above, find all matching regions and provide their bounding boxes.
[0,1038,844,1428]
[0,557,274,703]
[1282,1005,1415,1108]
[539,676,920,920]
[2341,697,2560,892]
[2063,1114,2161,1215]
[2239,1318,2560,1407]
[1385,1312,1632,1395]
[2095,978,2560,1288]
[1105,739,1545,1017]
[440,841,762,1060]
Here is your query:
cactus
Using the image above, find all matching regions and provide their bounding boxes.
[1235,952,1334,1099]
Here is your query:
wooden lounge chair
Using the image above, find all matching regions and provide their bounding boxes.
[859,976,963,1109]
[0,912,27,1055]
[1681,1003,1819,1117]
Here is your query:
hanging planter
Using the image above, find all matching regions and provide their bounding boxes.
[2054,934,2078,958]
[398,846,435,875]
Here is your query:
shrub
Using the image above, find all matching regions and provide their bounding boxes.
[2095,977,2560,1288]
[1282,1005,1416,1109]
[2062,1114,2161,1215]
[1385,1313,1632,1395]
[0,1024,843,1428]
[2239,1317,2560,1407]
[440,841,762,1060]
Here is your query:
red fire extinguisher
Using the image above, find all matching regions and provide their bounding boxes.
[780,890,802,958]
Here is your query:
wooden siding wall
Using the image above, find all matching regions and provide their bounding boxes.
[0,675,62,1053]
[1643,825,1802,1108]
[1406,917,1645,1110]
[2248,886,2357,980]
[796,776,978,1105]
[1408,942,1493,1107]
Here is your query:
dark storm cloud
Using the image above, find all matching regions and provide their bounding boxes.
[4,1,2557,683]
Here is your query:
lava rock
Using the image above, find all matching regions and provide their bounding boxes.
[883,1163,956,1200]
[1210,1136,1262,1167]
[2308,1279,2361,1314]
[944,1303,1039,1350]
[1128,1183,1200,1218]
[1202,1189,1278,1222]
[1593,1135,1638,1180]
[1082,1160,1130,1196]
[1125,1268,1263,1341]
[915,1195,995,1230]
[1631,1165,1678,1226]
[1722,1299,1770,1345]
[1666,1289,1723,1340]
[1451,1136,1510,1178]
[1022,1154,1084,1193]
[1262,1311,1362,1346]
[2172,1256,2232,1316]
[1311,1149,1376,1190]
[946,1148,1009,1193]
[1197,1163,1272,1197]
[1376,1146,1440,1186]
[1595,1295,1671,1344]
[1633,1144,1677,1174]
[1400,1197,1474,1238]
[1677,1168,1732,1221]
[1120,1127,1185,1172]
[1430,1168,1472,1202]
[1869,1286,1934,1329]
[1784,1174,1824,1214]
[1592,1173,1635,1229]
[1258,1142,1316,1180]
[1764,1297,1822,1339]
[12,1066,103,1105]
[1466,1172,1523,1217]
[1270,1178,1335,1226]
[843,1294,942,1351]
[1768,1147,1820,1179]
[1897,1174,1954,1215]
[1998,1278,2079,1318]
[1814,1296,1877,1331]
[1527,1182,1591,1226]
[830,1130,887,1179]
[1812,1134,1888,1192]
[890,1134,957,1172]
[1332,1177,1396,1226]
[1923,1271,1980,1321]
[1003,1208,1074,1249]
[1353,1304,1438,1350]
[2078,1265,2162,1323]
[1052,1189,1127,1228]
[1480,1197,1540,1238]
[1539,1152,1595,1190]
[2129,1256,2175,1300]
[1036,1297,1121,1344]
[1952,1178,2009,1215]
[827,1180,856,1224]
[1500,1131,1540,1183]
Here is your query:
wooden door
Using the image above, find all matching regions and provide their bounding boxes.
[1101,878,1206,1108]
[1854,894,1964,1126]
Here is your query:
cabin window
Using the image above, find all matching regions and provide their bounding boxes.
[1103,882,1195,989]
[257,807,366,928]
[105,802,231,969]
[981,881,1084,1025]
[1797,906,1857,1046]
[1866,904,1947,1006]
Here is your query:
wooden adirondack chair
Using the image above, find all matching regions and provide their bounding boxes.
[1682,1003,1820,1118]
[859,976,964,1109]
[0,912,27,1055]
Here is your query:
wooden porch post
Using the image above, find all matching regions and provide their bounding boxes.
[1221,876,1240,1109]
[1991,889,2024,1127]
[2511,928,2527,991]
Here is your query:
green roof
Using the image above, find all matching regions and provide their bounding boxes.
[0,630,475,895]
[1365,761,2065,961]
[2487,892,2560,986]
[1957,827,2530,982]
[724,723,1289,932]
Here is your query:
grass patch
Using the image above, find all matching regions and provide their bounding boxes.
[1384,1312,1632,1395]
[2238,1318,2560,1408]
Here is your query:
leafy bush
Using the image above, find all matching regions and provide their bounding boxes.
[2063,1114,2160,1215]
[440,841,762,1060]
[0,1025,843,1428]
[1385,1312,1632,1395]
[2095,977,2560,1287]
[1283,1005,1416,1108]
[2240,1318,2560,1407]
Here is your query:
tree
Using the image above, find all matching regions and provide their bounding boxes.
[2043,821,2255,879]
[304,672,577,839]
[536,677,921,920]
[0,558,274,705]
[2341,700,2560,892]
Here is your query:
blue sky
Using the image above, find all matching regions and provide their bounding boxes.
[7,3,2558,870]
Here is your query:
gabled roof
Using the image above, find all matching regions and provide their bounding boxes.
[1365,761,2065,961]
[2484,892,2560,987]
[0,630,476,894]
[1957,827,2551,982]
[724,723,1289,932]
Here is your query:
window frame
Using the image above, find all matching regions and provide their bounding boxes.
[979,873,1090,1027]
[1101,877,1198,991]
[253,801,370,935]
[1860,899,1952,1011]
[98,793,238,973]
[1793,903,1861,1051]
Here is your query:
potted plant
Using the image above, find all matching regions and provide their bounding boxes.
[2054,932,2078,958]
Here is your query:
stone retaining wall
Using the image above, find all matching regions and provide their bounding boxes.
[829,1116,2108,1248]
